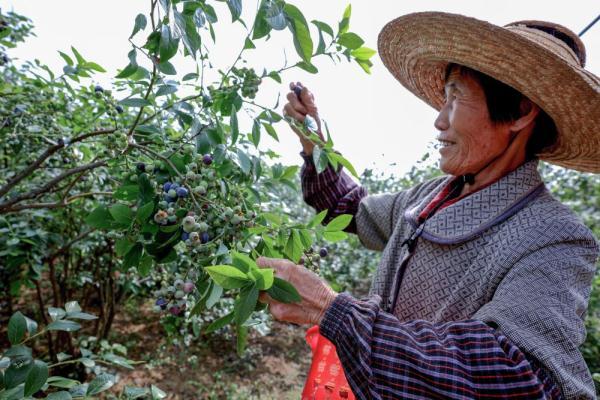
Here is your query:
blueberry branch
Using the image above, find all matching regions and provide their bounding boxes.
[0,161,108,213]
[0,128,116,199]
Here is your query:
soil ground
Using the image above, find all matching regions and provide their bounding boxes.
[109,301,312,399]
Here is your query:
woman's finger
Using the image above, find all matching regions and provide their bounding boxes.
[286,91,308,114]
[283,103,307,125]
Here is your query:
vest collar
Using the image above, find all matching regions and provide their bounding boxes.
[405,160,545,245]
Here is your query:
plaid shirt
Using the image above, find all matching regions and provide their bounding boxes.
[301,155,596,399]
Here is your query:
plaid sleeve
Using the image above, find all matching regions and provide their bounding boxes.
[300,152,367,233]
[320,293,563,400]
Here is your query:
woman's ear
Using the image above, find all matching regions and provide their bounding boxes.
[509,98,540,133]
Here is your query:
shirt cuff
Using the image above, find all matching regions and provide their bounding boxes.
[318,292,356,344]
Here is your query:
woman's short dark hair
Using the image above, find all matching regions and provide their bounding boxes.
[444,63,558,159]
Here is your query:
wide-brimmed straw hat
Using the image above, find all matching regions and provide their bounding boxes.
[378,12,600,173]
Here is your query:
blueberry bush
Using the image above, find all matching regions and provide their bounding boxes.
[0,1,376,397]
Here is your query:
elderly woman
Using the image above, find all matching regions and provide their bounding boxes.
[258,12,600,399]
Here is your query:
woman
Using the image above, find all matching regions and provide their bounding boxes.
[259,13,600,399]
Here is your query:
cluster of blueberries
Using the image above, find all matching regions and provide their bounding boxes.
[153,278,197,316]
[94,85,124,114]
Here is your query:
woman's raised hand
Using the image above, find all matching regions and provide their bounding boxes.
[283,81,325,155]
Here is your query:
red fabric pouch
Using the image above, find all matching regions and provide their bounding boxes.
[302,325,355,400]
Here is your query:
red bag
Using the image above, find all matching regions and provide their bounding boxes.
[302,325,355,400]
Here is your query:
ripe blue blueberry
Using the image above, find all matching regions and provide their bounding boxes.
[293,85,302,98]
[156,297,168,307]
[319,247,328,258]
[202,154,213,165]
[163,182,172,192]
[136,162,146,172]
[176,187,189,198]
[115,105,124,114]
[94,85,104,93]
[200,232,210,244]
[182,232,190,241]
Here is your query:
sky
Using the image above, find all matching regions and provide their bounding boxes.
[3,0,599,177]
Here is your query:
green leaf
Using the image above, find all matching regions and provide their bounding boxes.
[47,320,81,332]
[338,4,351,35]
[252,0,271,40]
[251,268,274,290]
[157,61,177,75]
[85,206,115,229]
[113,185,140,201]
[284,230,303,263]
[322,230,348,242]
[109,204,133,225]
[325,214,353,231]
[262,123,278,141]
[243,37,255,49]
[230,109,239,145]
[355,58,373,74]
[86,373,115,396]
[155,84,178,97]
[8,312,27,345]
[46,376,80,389]
[236,149,252,175]
[151,385,167,399]
[231,252,256,273]
[138,255,153,277]
[204,312,234,333]
[204,265,251,289]
[297,61,318,74]
[58,51,73,66]
[123,244,143,269]
[119,98,152,108]
[226,0,242,22]
[116,63,139,79]
[63,302,79,314]
[71,46,86,64]
[24,360,48,397]
[4,361,33,390]
[234,283,259,325]
[48,307,66,321]
[138,173,155,204]
[311,20,334,37]
[115,238,135,257]
[328,152,358,178]
[85,61,106,73]
[24,316,38,335]
[159,25,179,62]
[236,324,248,356]
[137,202,155,223]
[351,46,376,60]
[46,391,73,400]
[130,14,147,39]
[338,32,364,50]
[251,119,261,147]
[64,312,97,321]
[280,165,299,181]
[267,71,281,83]
[266,277,301,303]
[309,210,328,228]
[284,4,313,63]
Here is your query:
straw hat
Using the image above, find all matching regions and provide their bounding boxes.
[378,12,600,172]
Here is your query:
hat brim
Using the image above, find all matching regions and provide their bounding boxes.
[378,12,600,172]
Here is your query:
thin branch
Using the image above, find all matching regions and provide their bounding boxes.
[0,161,107,212]
[0,128,115,199]
[0,192,113,213]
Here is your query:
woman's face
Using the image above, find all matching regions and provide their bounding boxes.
[434,68,512,176]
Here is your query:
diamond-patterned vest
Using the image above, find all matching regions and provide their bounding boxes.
[357,160,599,399]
